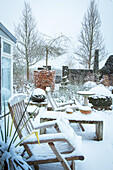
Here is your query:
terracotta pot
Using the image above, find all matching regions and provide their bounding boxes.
[80,110,91,115]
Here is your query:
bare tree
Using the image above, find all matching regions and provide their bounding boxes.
[75,0,107,69]
[40,33,69,70]
[14,2,43,81]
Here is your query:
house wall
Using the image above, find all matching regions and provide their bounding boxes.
[0,35,14,112]
[0,37,1,112]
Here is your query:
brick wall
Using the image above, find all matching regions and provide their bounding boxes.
[34,70,55,91]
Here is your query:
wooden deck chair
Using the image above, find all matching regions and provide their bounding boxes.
[45,87,91,131]
[45,87,79,111]
[8,93,84,170]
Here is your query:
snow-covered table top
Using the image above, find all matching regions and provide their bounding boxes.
[77,91,95,96]
[40,110,110,121]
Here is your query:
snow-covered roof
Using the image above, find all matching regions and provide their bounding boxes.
[31,53,84,70]
[0,22,16,43]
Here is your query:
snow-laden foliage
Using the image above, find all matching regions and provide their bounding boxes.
[89,84,112,99]
[0,103,32,170]
[83,81,97,90]
[0,139,31,170]
[53,83,85,103]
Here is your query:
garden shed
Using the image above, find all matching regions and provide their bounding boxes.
[0,22,16,113]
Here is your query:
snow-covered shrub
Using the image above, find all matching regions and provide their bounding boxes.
[0,101,38,169]
[83,81,97,90]
[88,84,112,110]
[30,88,46,102]
[54,83,84,103]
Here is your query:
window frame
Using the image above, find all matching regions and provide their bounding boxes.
[1,37,14,113]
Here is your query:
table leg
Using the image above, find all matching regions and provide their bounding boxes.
[96,121,103,141]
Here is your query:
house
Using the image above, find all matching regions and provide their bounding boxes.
[0,22,16,113]
[99,55,113,86]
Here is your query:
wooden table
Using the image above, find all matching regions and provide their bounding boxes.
[77,91,95,106]
[40,111,103,141]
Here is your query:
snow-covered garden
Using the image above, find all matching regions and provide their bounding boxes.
[38,82,113,170]
[1,80,113,170]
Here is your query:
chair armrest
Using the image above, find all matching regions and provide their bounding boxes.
[55,105,79,111]
[57,101,75,107]
[20,133,67,145]
[34,120,58,130]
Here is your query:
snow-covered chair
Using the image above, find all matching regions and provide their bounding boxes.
[45,87,79,111]
[8,93,84,170]
[45,87,92,131]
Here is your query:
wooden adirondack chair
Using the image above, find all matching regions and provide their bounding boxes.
[45,87,79,111]
[8,93,84,170]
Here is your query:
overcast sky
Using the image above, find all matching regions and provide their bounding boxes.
[0,0,113,55]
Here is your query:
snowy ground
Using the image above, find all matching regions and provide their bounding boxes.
[1,83,113,169]
[28,83,113,170]
[37,109,113,170]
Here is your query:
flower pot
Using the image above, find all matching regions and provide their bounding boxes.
[80,109,91,114]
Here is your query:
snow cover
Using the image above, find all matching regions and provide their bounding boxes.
[89,84,113,98]
[8,93,26,106]
[83,81,97,89]
[0,139,31,170]
[32,88,46,96]
[31,53,85,71]
[2,83,113,169]
[66,108,73,113]
[57,117,82,154]
[77,90,95,95]
[38,108,113,170]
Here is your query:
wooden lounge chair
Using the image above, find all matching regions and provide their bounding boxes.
[45,87,92,131]
[8,93,84,170]
[45,87,79,111]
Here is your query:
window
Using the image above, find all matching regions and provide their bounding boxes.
[3,41,11,54]
[2,57,11,112]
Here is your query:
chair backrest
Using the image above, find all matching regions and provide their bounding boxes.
[8,93,34,139]
[45,87,58,110]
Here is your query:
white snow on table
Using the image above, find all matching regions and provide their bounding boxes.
[40,110,106,121]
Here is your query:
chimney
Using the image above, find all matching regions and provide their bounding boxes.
[94,49,99,73]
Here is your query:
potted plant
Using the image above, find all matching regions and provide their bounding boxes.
[88,85,112,110]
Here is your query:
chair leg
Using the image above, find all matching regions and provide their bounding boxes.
[79,123,85,131]
[71,160,76,170]
[48,142,71,170]
[33,163,39,170]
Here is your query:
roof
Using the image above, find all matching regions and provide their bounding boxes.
[0,22,16,43]
[100,55,113,75]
